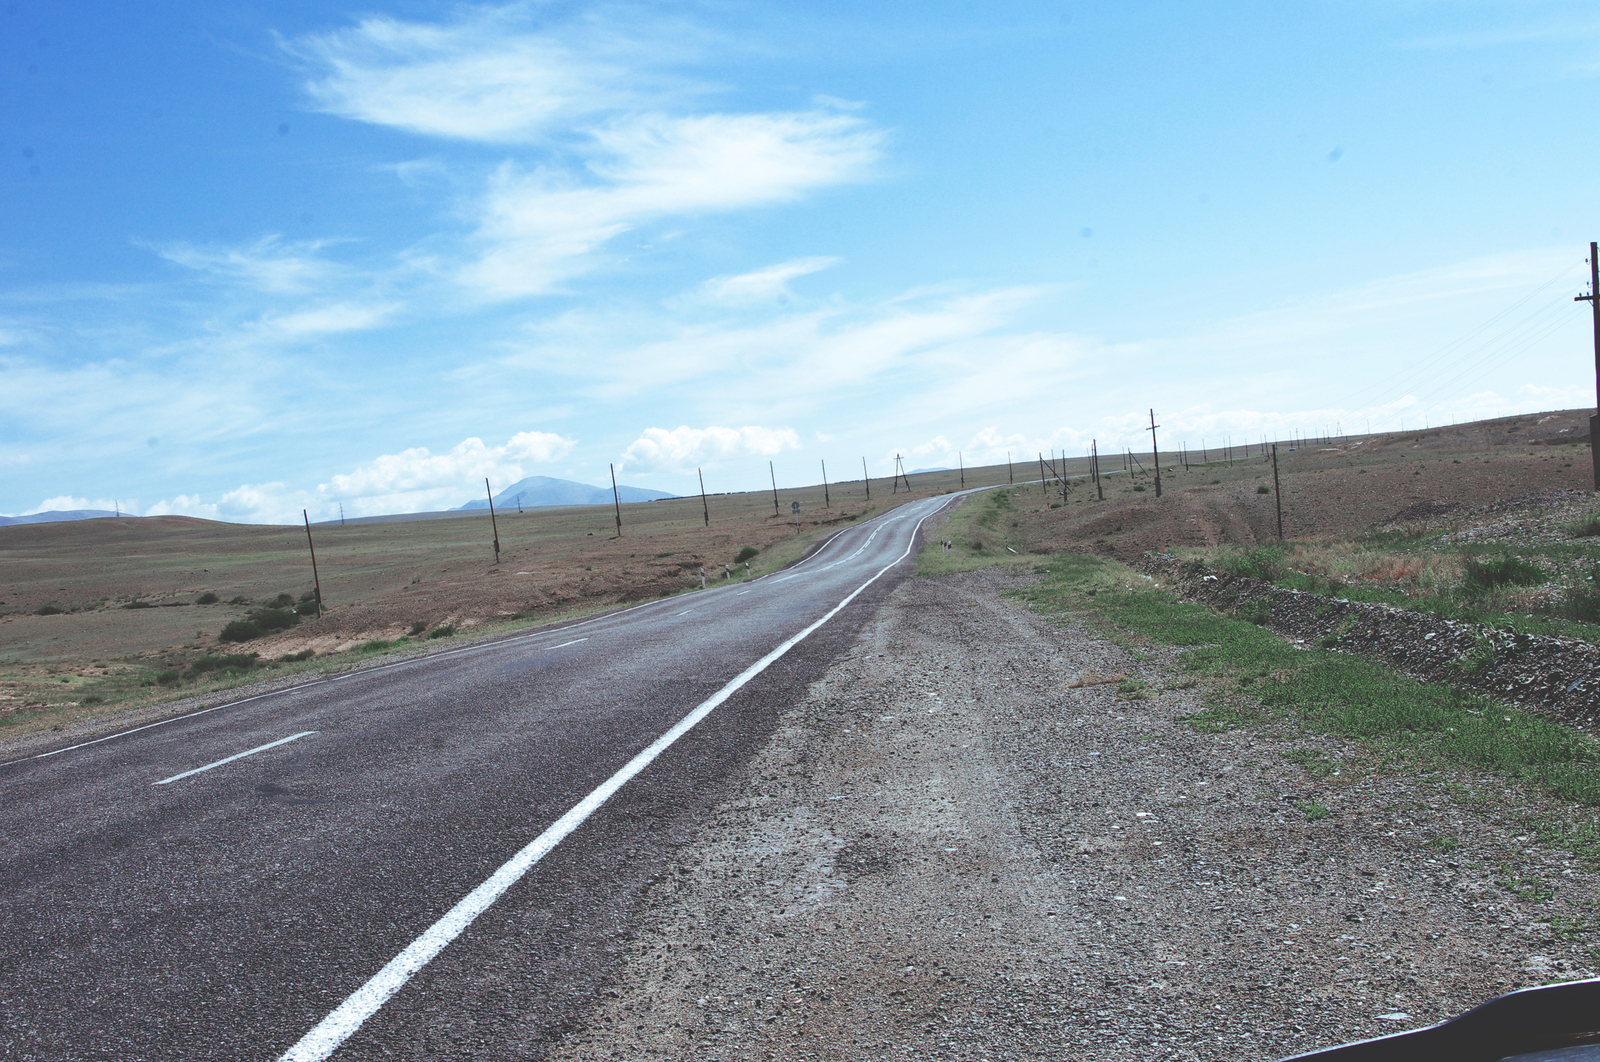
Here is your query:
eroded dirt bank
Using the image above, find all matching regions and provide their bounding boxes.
[543,570,1596,1061]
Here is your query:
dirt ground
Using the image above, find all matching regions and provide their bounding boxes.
[541,566,1597,1062]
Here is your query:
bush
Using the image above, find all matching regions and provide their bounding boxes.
[409,621,427,635]
[155,670,182,686]
[1461,553,1546,596]
[228,595,250,605]
[1559,585,1600,625]
[266,592,295,609]
[123,600,154,609]
[1220,544,1287,583]
[188,653,257,676]
[428,625,456,639]
[1256,484,1272,494]
[734,546,759,563]
[219,620,263,643]
[35,604,63,616]
[196,592,219,605]
[1570,513,1600,538]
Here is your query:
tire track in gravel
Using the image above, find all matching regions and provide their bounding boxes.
[541,568,1599,1062]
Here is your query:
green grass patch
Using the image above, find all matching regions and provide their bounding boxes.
[1013,551,1600,814]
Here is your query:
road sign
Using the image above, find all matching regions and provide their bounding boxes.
[791,501,800,514]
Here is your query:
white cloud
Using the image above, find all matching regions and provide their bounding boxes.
[461,110,879,298]
[319,429,577,514]
[290,8,678,143]
[259,301,398,337]
[25,495,123,515]
[144,493,223,520]
[619,425,800,473]
[158,236,343,295]
[705,257,838,303]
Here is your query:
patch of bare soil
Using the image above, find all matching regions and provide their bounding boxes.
[544,570,1595,1061]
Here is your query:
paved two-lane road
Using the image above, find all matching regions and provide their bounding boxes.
[0,492,965,1061]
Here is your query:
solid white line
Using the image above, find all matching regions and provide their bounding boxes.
[153,731,318,786]
[275,499,948,1062]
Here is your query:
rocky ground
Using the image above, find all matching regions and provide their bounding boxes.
[542,568,1597,1062]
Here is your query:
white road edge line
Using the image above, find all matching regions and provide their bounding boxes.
[153,731,318,786]
[275,496,950,1062]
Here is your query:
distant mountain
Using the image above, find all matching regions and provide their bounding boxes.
[0,509,122,527]
[908,467,950,474]
[452,475,677,512]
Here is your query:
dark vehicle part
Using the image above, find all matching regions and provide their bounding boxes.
[1277,978,1600,1061]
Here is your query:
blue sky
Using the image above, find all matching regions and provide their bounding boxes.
[4,1,1598,521]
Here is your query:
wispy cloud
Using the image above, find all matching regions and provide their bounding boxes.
[286,6,882,300]
[703,257,839,303]
[158,236,345,295]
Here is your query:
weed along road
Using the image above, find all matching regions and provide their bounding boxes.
[0,493,965,1062]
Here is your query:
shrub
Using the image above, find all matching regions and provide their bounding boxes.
[219,620,263,643]
[196,592,219,605]
[267,592,295,609]
[429,624,456,639]
[279,649,315,662]
[1559,585,1600,625]
[1569,513,1600,538]
[1461,553,1546,596]
[35,604,64,616]
[155,670,182,686]
[734,546,759,563]
[188,653,257,676]
[81,695,103,705]
[1256,484,1271,494]
[228,595,250,605]
[409,621,427,636]
[123,600,154,609]
[1132,485,1146,492]
[1220,544,1287,583]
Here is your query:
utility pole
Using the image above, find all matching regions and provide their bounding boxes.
[862,457,871,500]
[608,464,623,537]
[1577,241,1600,489]
[339,502,345,527]
[821,459,830,507]
[302,509,323,618]
[1007,451,1013,485]
[697,468,709,527]
[1148,409,1162,498]
[1271,444,1284,540]
[485,478,501,563]
[770,461,780,515]
[1091,440,1103,500]
[958,451,964,489]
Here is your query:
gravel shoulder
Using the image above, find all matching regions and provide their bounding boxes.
[545,567,1598,1061]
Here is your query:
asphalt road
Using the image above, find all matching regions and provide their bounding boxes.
[0,493,961,1061]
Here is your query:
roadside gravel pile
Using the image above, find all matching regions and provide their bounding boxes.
[1138,554,1600,734]
[546,569,1596,1062]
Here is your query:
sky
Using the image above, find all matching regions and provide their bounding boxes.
[4,1,1599,522]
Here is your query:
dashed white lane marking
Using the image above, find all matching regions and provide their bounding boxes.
[275,501,946,1062]
[153,731,318,786]
[736,590,751,596]
[546,639,587,650]
[676,609,694,616]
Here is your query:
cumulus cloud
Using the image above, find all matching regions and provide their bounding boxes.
[620,425,800,473]
[144,493,224,520]
[704,257,838,303]
[25,495,123,515]
[319,429,577,514]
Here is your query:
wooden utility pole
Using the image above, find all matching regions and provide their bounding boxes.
[302,509,323,618]
[1577,241,1600,489]
[485,478,501,562]
[958,451,964,489]
[1038,452,1047,502]
[769,461,780,515]
[1148,409,1162,498]
[1007,451,1013,485]
[1271,444,1284,540]
[697,468,709,527]
[862,457,871,500]
[608,464,623,536]
[1091,440,1103,500]
[821,459,830,507]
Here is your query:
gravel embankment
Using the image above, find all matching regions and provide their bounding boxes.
[546,568,1597,1061]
